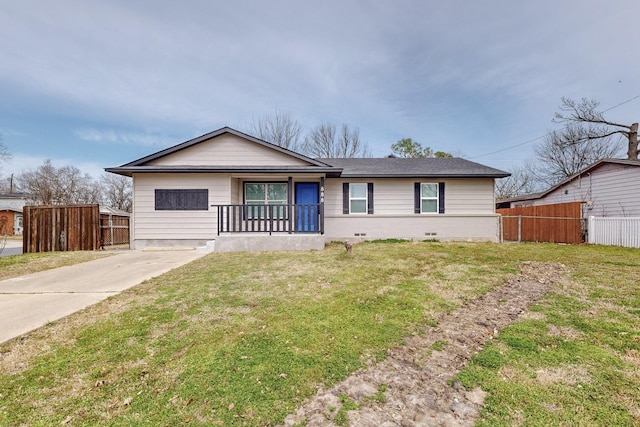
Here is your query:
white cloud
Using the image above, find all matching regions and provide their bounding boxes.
[73,128,173,148]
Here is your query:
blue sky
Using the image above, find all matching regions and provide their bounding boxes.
[1,0,639,180]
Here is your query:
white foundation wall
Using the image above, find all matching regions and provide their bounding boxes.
[131,173,229,247]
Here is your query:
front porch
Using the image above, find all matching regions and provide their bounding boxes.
[212,203,325,252]
[215,203,324,235]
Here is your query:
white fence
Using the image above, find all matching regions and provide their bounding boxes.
[588,216,640,248]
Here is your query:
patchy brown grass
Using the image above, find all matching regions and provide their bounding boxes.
[535,364,591,386]
[0,250,111,281]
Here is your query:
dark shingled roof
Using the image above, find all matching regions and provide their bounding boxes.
[104,126,510,179]
[318,158,510,178]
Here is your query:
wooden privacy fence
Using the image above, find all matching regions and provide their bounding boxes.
[100,214,130,246]
[23,204,101,253]
[497,202,584,244]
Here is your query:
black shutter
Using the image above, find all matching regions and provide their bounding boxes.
[414,182,421,214]
[438,182,445,214]
[367,183,374,214]
[342,183,350,214]
[155,189,208,210]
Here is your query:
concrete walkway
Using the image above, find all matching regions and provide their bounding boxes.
[0,248,208,344]
[0,239,23,257]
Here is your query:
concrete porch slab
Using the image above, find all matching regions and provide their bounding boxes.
[212,234,325,252]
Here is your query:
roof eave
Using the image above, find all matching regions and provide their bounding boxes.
[105,166,342,176]
[336,173,511,179]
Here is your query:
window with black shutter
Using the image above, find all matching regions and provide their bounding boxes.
[343,183,374,214]
[414,182,445,214]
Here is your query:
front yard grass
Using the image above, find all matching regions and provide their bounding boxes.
[456,244,640,426]
[0,242,638,425]
[0,251,111,281]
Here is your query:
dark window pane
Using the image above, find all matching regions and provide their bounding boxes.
[155,189,208,210]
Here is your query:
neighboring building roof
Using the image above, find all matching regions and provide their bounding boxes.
[502,158,640,203]
[497,192,545,204]
[0,193,29,199]
[0,206,23,213]
[100,206,130,216]
[319,157,510,178]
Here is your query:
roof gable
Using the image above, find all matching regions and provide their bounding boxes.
[125,127,330,168]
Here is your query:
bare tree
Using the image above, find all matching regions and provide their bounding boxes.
[532,123,623,188]
[250,110,304,152]
[17,160,101,205]
[554,97,638,159]
[0,135,11,193]
[303,123,371,158]
[495,164,540,200]
[100,173,132,212]
[0,135,10,164]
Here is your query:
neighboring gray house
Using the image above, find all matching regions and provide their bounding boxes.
[106,127,509,251]
[499,159,640,217]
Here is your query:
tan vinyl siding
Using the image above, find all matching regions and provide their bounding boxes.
[322,178,499,241]
[132,173,229,240]
[324,178,496,216]
[230,178,241,204]
[147,134,311,166]
[445,179,496,213]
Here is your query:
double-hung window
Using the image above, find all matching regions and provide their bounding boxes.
[349,183,368,214]
[244,183,287,218]
[420,183,439,213]
[342,182,373,214]
[414,182,445,214]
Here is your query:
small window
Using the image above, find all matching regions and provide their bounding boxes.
[349,183,367,214]
[420,183,439,213]
[155,189,208,211]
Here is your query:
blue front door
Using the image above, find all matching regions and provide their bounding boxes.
[295,183,319,232]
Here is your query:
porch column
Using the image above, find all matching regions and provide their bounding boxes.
[288,177,293,234]
[320,176,325,234]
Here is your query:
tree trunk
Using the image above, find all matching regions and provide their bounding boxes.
[628,123,639,159]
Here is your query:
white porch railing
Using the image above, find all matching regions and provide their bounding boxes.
[588,216,640,248]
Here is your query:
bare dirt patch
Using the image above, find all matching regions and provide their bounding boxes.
[281,261,567,427]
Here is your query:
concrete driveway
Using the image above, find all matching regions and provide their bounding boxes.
[0,248,208,344]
